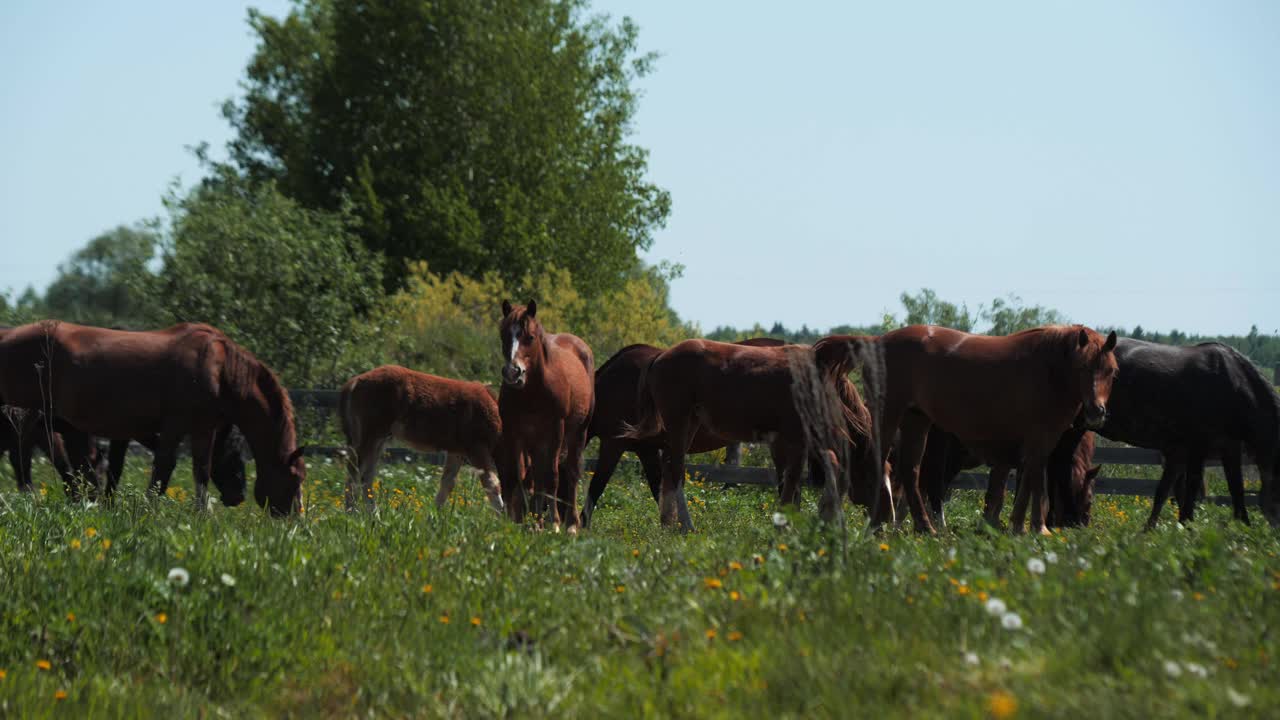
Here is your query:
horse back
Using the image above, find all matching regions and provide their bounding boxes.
[345,365,500,452]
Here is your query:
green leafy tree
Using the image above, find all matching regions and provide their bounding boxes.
[980,294,1065,336]
[148,172,385,387]
[222,0,670,294]
[42,225,158,328]
[888,288,975,331]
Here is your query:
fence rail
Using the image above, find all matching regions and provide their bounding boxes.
[289,390,1259,506]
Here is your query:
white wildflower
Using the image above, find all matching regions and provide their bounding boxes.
[771,512,789,529]
[1171,589,1184,601]
[1163,660,1182,678]
[1001,612,1023,630]
[1078,557,1091,570]
[1227,688,1251,708]
[985,597,1008,617]
[999,657,1012,670]
[963,652,980,667]
[1184,662,1208,679]
[1027,558,1046,575]
[220,573,236,587]
[167,567,190,587]
[1044,551,1058,564]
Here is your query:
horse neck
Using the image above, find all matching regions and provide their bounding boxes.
[1034,332,1087,422]
[229,363,297,467]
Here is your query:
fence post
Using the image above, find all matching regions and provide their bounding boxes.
[723,442,742,466]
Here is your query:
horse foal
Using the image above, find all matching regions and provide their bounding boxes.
[339,365,504,512]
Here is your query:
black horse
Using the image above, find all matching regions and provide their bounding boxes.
[1096,338,1279,528]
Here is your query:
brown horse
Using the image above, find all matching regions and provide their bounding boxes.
[815,325,1118,535]
[0,321,305,515]
[339,365,504,512]
[0,406,97,496]
[582,338,789,529]
[915,426,1101,528]
[624,339,876,529]
[498,300,594,528]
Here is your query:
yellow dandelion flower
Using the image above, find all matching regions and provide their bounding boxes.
[95,553,105,562]
[978,591,989,602]
[470,616,481,627]
[705,628,717,640]
[632,549,640,558]
[36,660,51,671]
[728,630,744,642]
[69,539,81,550]
[1192,592,1205,601]
[101,539,111,550]
[918,573,928,582]
[439,614,450,624]
[729,561,743,571]
[54,690,67,701]
[879,543,890,552]
[704,578,723,590]
[957,585,971,596]
[66,612,75,623]
[987,690,1018,719]
[752,554,765,565]
[719,566,729,577]
[729,590,741,602]
[421,584,433,594]
[777,543,788,552]
[0,669,6,680]
[85,528,97,538]
[155,613,168,625]
[615,585,626,594]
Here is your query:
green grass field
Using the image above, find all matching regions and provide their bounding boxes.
[0,455,1276,718]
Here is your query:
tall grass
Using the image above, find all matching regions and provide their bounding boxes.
[0,456,1275,718]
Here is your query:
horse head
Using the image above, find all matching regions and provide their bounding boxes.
[499,299,546,389]
[256,446,307,516]
[1066,327,1118,429]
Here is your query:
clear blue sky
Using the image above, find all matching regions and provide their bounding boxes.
[3,1,1276,335]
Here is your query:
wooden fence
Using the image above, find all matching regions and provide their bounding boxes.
[288,390,1259,506]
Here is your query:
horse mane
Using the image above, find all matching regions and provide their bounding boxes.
[216,332,298,453]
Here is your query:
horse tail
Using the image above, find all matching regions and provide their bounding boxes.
[619,354,664,440]
[338,376,361,466]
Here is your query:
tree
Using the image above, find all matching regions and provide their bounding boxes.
[42,225,157,328]
[892,288,975,331]
[148,172,385,387]
[221,0,670,295]
[980,294,1065,336]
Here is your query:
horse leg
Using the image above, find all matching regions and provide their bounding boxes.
[983,464,1012,529]
[1221,446,1248,525]
[434,452,465,508]
[1145,456,1183,530]
[814,445,846,524]
[147,430,181,499]
[583,440,625,529]
[1177,450,1205,525]
[659,420,693,531]
[777,441,803,508]
[557,423,587,530]
[106,438,129,500]
[189,426,216,511]
[470,447,505,514]
[345,435,386,512]
[637,446,664,504]
[894,412,936,535]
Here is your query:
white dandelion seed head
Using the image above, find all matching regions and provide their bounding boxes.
[167,567,190,587]
[1078,557,1091,570]
[964,652,980,666]
[771,512,789,529]
[1027,558,1046,575]
[947,547,957,561]
[220,573,236,587]
[1170,589,1184,601]
[985,597,1008,617]
[1163,660,1182,678]
[1000,612,1023,630]
[1044,551,1058,564]
[1184,662,1208,679]
[1227,688,1251,708]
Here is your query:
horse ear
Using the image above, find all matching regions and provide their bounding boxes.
[1102,331,1117,353]
[1085,466,1102,480]
[527,299,537,318]
[1077,329,1089,348]
[287,446,307,465]
[501,300,513,318]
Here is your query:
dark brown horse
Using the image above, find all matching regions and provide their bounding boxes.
[815,325,1118,535]
[498,301,594,528]
[1096,338,1280,528]
[0,321,305,515]
[581,338,788,529]
[340,365,504,512]
[916,426,1101,528]
[623,339,876,529]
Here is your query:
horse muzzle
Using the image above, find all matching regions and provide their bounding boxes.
[1082,404,1108,429]
[502,364,526,388]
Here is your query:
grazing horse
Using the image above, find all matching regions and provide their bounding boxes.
[0,321,305,515]
[815,325,1118,535]
[1096,339,1280,528]
[624,339,876,530]
[581,337,788,529]
[497,300,594,528]
[916,426,1101,528]
[339,365,504,512]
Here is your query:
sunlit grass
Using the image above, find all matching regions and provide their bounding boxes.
[0,454,1275,717]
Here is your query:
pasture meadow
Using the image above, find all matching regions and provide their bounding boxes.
[0,455,1276,718]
